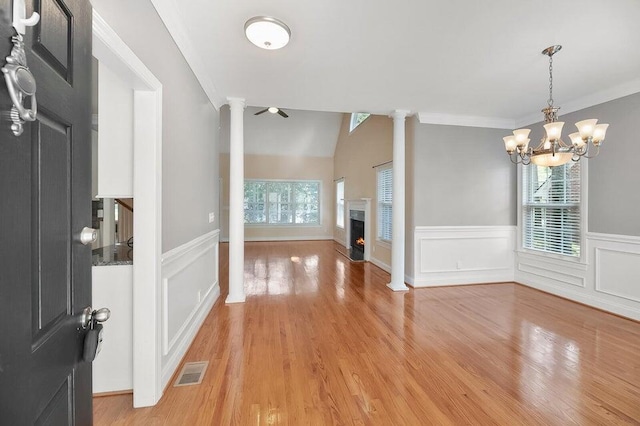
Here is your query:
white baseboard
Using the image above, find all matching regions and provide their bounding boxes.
[220,235,333,243]
[412,226,516,287]
[517,277,640,320]
[516,232,640,321]
[245,235,334,242]
[160,230,220,389]
[334,237,346,247]
[369,256,391,273]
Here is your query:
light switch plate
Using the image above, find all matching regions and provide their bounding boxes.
[208,212,215,223]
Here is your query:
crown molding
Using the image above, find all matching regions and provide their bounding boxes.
[149,0,224,109]
[417,112,514,130]
[514,78,640,128]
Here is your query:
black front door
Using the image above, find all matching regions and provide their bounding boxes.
[0,0,93,423]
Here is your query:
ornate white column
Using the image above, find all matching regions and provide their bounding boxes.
[388,110,410,292]
[226,97,246,303]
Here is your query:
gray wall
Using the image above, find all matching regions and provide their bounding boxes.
[524,93,640,237]
[411,121,517,226]
[93,0,220,252]
[523,93,640,237]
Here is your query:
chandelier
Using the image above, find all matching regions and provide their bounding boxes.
[503,45,609,167]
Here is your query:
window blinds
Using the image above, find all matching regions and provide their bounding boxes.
[377,168,393,241]
[336,180,345,228]
[522,162,581,257]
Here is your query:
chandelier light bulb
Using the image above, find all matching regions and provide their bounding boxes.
[543,122,564,141]
[593,123,609,143]
[513,129,531,147]
[503,136,517,153]
[569,132,585,147]
[268,107,279,114]
[575,119,598,139]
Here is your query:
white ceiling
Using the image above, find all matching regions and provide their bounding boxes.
[220,106,343,157]
[151,0,640,127]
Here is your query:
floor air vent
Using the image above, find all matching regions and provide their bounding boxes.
[173,361,209,387]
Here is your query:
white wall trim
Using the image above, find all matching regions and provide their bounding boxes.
[161,284,219,389]
[220,235,333,243]
[162,229,221,263]
[369,256,391,274]
[415,225,516,233]
[160,230,221,389]
[417,112,514,130]
[419,82,640,131]
[93,13,162,91]
[594,248,640,303]
[93,11,164,408]
[148,0,224,109]
[413,226,516,287]
[515,79,640,128]
[516,232,640,321]
[585,232,640,244]
[404,274,415,287]
[333,237,346,247]
[161,230,220,356]
[518,277,640,321]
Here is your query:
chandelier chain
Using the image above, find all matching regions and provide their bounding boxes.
[548,55,554,107]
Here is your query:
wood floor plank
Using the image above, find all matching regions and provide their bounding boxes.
[94,241,640,425]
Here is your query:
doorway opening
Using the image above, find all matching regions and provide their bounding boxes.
[92,11,163,407]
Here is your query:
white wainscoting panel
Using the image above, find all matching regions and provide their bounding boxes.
[516,251,587,289]
[160,229,220,389]
[412,226,516,287]
[515,232,640,321]
[595,249,640,303]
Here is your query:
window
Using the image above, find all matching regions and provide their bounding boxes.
[349,112,371,132]
[336,179,345,228]
[522,162,581,257]
[377,167,392,242]
[244,180,320,225]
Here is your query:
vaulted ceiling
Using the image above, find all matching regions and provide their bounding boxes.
[219,107,343,157]
[151,0,640,127]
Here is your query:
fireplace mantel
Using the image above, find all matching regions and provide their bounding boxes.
[346,198,371,261]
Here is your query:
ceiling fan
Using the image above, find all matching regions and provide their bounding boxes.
[254,106,289,118]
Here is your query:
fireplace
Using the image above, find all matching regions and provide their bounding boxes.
[349,210,365,261]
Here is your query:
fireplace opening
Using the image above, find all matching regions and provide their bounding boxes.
[349,210,365,261]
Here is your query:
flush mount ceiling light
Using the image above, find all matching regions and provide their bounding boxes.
[503,45,609,167]
[244,16,291,50]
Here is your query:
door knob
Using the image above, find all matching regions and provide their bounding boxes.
[79,227,97,245]
[80,306,111,329]
[92,308,111,323]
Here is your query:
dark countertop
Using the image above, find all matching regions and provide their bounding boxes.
[92,244,133,266]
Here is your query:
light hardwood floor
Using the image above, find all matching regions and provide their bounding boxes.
[94,241,640,425]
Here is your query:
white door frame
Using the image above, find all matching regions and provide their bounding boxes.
[92,11,164,407]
